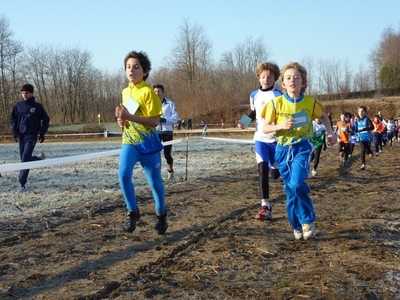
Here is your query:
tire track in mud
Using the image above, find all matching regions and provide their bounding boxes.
[77,182,255,299]
[2,142,400,299]
[0,171,259,299]
[79,173,256,299]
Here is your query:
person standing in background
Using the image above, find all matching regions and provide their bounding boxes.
[154,84,179,180]
[187,117,192,130]
[10,83,50,193]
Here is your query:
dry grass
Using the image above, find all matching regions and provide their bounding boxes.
[322,96,400,121]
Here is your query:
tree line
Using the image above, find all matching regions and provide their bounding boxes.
[1,16,399,132]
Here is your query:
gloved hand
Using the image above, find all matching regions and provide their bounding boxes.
[39,133,45,143]
[159,117,166,123]
[13,132,18,142]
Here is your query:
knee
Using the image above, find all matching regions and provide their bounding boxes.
[118,168,131,182]
[166,156,173,165]
[287,181,310,194]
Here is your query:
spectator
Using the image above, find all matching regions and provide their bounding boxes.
[187,117,193,130]
[154,84,179,180]
[10,83,50,193]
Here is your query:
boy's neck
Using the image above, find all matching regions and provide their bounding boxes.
[260,85,274,92]
[129,80,143,87]
[287,92,301,99]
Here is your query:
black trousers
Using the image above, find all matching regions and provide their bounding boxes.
[158,133,174,165]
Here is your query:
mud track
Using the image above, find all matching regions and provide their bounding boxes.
[1,142,400,299]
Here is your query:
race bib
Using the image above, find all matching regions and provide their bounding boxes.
[292,110,309,128]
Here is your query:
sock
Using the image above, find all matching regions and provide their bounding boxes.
[261,201,270,209]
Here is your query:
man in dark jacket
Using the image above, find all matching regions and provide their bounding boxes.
[10,84,50,192]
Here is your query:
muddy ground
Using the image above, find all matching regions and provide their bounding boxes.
[0,137,400,300]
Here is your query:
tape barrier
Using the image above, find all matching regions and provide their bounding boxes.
[200,137,254,144]
[0,150,121,173]
[0,135,254,173]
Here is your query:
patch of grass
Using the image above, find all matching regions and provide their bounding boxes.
[48,122,121,133]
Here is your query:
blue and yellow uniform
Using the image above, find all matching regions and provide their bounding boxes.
[261,93,324,231]
[121,81,163,153]
[118,81,165,213]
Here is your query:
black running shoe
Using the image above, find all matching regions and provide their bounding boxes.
[123,209,141,233]
[155,210,168,234]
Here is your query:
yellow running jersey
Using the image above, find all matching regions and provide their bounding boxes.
[261,94,324,146]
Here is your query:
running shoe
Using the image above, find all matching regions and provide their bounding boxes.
[167,170,174,180]
[123,209,141,233]
[255,205,272,220]
[155,210,168,234]
[294,229,303,240]
[302,223,316,240]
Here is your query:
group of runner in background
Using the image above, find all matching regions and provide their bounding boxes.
[239,60,399,241]
[311,107,399,174]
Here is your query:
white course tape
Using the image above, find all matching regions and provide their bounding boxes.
[200,137,254,144]
[0,136,253,173]
[0,150,121,173]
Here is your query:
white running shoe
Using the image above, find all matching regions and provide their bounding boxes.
[167,170,174,180]
[311,169,317,176]
[294,229,303,240]
[302,223,316,240]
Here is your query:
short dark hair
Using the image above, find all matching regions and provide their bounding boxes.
[358,105,367,112]
[21,84,34,93]
[124,51,151,81]
[153,84,164,92]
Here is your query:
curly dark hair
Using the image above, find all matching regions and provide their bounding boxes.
[124,51,151,81]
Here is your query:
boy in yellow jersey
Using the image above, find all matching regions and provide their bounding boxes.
[115,51,167,235]
[261,62,337,240]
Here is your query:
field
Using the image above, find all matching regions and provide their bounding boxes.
[0,126,400,299]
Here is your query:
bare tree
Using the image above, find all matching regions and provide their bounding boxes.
[218,36,273,117]
[160,19,215,122]
[301,55,316,95]
[369,26,400,89]
[220,36,272,86]
[23,45,52,109]
[353,64,373,92]
[0,15,23,131]
[167,19,213,92]
[58,47,93,123]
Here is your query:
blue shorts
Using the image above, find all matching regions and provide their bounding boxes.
[255,141,277,167]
